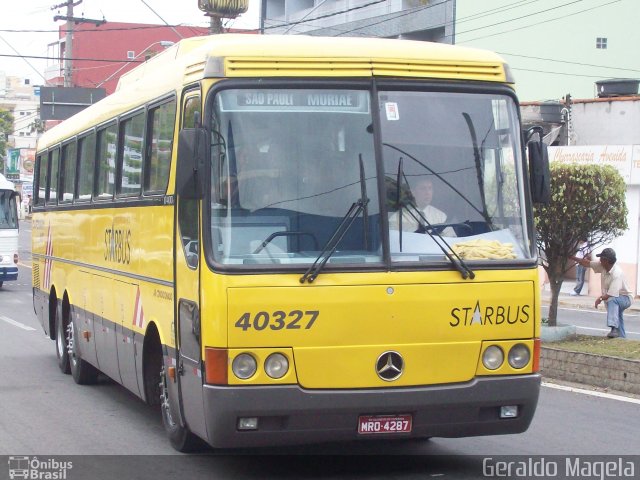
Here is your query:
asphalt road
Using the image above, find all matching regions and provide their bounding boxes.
[541,305,640,340]
[1,221,638,479]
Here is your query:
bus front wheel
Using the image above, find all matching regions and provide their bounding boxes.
[160,367,203,452]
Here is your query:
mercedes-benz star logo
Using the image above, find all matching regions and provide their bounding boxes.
[376,351,404,381]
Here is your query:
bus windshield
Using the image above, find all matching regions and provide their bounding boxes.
[0,190,18,230]
[381,90,532,263]
[208,87,532,267]
[210,88,381,266]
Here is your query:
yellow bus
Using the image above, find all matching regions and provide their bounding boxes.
[32,34,548,451]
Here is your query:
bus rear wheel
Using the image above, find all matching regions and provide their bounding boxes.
[54,305,70,374]
[159,366,203,452]
[69,320,99,385]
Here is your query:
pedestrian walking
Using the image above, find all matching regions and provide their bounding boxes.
[570,238,590,296]
[570,247,633,338]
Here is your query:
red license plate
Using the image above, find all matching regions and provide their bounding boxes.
[358,414,412,435]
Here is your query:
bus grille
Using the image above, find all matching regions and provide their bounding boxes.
[33,263,40,289]
[224,58,505,82]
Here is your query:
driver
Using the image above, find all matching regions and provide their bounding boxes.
[389,177,455,236]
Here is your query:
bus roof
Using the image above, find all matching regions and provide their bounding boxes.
[37,34,510,150]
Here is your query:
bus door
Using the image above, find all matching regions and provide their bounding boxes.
[173,92,207,439]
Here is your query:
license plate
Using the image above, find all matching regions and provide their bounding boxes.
[358,414,412,435]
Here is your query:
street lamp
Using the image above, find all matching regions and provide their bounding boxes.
[96,40,175,89]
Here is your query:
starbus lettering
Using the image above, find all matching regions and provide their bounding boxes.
[450,300,530,327]
[104,225,131,265]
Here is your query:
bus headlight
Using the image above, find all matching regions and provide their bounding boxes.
[508,344,531,369]
[232,353,257,379]
[264,353,289,379]
[482,345,504,370]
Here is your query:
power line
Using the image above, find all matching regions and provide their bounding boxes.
[0,34,52,85]
[265,0,541,37]
[0,53,144,63]
[261,0,388,32]
[139,0,184,39]
[498,52,640,75]
[512,67,636,79]
[456,0,621,42]
[454,0,542,26]
[334,2,436,37]
[0,24,208,33]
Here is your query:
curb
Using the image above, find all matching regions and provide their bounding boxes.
[540,347,640,395]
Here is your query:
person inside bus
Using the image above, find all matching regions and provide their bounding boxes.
[389,177,455,236]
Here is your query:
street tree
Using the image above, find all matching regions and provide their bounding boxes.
[535,163,627,326]
[0,109,15,172]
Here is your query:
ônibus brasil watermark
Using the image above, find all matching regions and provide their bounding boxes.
[7,456,72,480]
[483,457,636,479]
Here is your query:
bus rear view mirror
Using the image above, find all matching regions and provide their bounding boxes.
[177,128,208,200]
[525,127,550,205]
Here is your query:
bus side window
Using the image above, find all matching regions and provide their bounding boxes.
[46,148,60,205]
[118,111,145,197]
[60,140,77,203]
[76,133,96,202]
[182,96,200,129]
[178,93,201,266]
[145,99,176,194]
[35,153,47,207]
[95,123,118,200]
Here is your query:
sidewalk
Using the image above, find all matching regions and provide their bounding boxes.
[541,280,640,312]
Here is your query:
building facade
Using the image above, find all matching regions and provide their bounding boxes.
[0,74,40,150]
[45,22,209,95]
[262,0,639,102]
[262,0,455,41]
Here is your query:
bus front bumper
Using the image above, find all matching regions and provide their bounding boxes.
[201,374,541,448]
[0,266,18,282]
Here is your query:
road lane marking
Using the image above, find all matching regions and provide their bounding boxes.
[576,326,609,332]
[542,382,640,405]
[0,315,36,331]
[542,305,640,318]
[18,262,32,269]
[572,326,639,336]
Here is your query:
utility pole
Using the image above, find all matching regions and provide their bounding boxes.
[52,0,106,88]
[209,15,223,34]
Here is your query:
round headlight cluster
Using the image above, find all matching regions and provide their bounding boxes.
[482,346,504,370]
[508,343,531,369]
[231,352,290,380]
[482,343,531,371]
[232,353,257,379]
[265,353,289,379]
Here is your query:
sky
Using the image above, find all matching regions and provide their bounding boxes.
[0,0,260,83]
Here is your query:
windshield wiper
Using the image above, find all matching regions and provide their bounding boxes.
[393,159,474,280]
[462,112,492,226]
[401,197,475,280]
[300,156,370,284]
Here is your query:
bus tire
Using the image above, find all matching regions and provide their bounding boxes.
[160,367,203,452]
[69,320,99,385]
[54,304,70,374]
